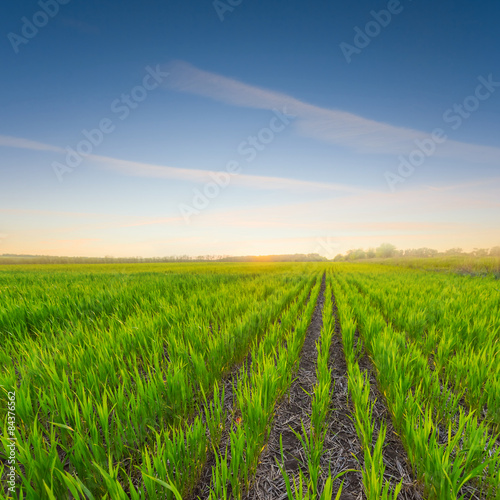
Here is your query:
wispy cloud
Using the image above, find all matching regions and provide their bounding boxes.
[0,208,111,218]
[180,179,500,232]
[164,61,500,162]
[0,135,65,154]
[90,153,369,194]
[0,134,368,195]
[424,176,500,192]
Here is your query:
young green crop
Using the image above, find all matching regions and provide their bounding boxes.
[332,264,500,499]
[276,276,360,500]
[2,260,499,498]
[0,263,322,498]
[206,273,321,498]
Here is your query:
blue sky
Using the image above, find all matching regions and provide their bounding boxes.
[1,0,499,257]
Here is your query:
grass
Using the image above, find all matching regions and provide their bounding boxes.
[1,260,499,498]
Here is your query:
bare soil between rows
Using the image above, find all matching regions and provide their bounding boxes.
[349,278,493,499]
[190,278,316,500]
[331,281,422,499]
[244,273,327,499]
[193,275,423,499]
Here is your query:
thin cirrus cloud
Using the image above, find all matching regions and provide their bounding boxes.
[89,153,368,194]
[164,60,500,162]
[0,134,368,195]
[0,135,65,154]
[183,178,500,233]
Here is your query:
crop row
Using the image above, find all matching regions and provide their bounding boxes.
[332,266,500,499]
[344,266,500,428]
[2,261,499,498]
[0,264,321,498]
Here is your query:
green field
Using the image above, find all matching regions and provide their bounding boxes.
[1,262,499,499]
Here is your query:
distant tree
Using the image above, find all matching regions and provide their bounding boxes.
[473,248,489,257]
[333,254,345,262]
[348,248,366,260]
[376,243,397,258]
[306,253,328,262]
[489,246,500,256]
[445,248,463,255]
[403,247,436,258]
[419,248,438,257]
[366,248,376,259]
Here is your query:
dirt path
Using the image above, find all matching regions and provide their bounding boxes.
[194,274,422,499]
[356,346,423,500]
[244,274,326,499]
[321,295,364,500]
[190,278,317,500]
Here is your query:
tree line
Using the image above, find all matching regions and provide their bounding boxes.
[333,244,500,262]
